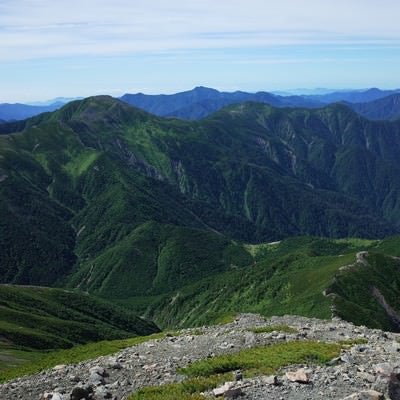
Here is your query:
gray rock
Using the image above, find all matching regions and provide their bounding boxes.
[213,382,242,398]
[373,362,394,376]
[262,375,279,385]
[285,368,310,384]
[389,372,400,400]
[2,314,400,400]
[88,372,105,386]
[70,387,92,400]
[89,367,107,377]
[341,390,384,400]
[234,370,243,381]
[93,386,112,399]
[41,393,64,400]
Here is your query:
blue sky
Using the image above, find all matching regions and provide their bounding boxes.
[1,0,400,102]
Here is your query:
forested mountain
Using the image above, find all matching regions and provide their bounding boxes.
[0,285,159,350]
[120,86,323,119]
[1,96,400,330]
[3,87,400,123]
[348,94,400,121]
[120,87,400,121]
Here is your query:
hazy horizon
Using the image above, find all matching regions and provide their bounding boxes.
[1,0,399,102]
[3,85,397,106]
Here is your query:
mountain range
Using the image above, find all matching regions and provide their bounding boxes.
[3,87,400,122]
[120,86,400,120]
[349,93,400,121]
[0,102,63,121]
[120,86,323,120]
[1,96,400,334]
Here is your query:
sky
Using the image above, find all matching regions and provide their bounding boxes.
[0,0,400,102]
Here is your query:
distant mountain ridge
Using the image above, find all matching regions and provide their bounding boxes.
[308,88,400,104]
[348,93,400,121]
[120,86,324,119]
[2,87,400,122]
[0,102,62,121]
[120,86,400,120]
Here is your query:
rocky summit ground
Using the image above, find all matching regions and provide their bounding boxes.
[1,314,400,400]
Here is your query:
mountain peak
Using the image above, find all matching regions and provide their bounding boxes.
[54,95,152,124]
[192,86,219,93]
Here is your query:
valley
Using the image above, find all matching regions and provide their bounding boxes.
[1,97,400,330]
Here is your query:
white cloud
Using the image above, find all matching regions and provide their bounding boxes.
[0,0,399,62]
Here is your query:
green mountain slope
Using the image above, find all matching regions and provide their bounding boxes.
[143,236,400,332]
[68,221,252,298]
[1,97,400,332]
[0,285,159,350]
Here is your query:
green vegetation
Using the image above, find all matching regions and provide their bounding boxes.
[0,285,159,350]
[0,97,400,338]
[129,341,342,400]
[181,341,341,377]
[144,238,361,327]
[145,236,400,332]
[0,332,164,383]
[339,338,369,346]
[328,251,400,331]
[129,378,220,400]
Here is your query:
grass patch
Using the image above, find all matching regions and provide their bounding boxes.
[0,332,165,383]
[130,375,230,400]
[129,340,342,399]
[339,338,368,346]
[214,314,237,325]
[181,341,341,378]
[249,325,298,334]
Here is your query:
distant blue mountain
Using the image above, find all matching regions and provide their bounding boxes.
[307,88,400,104]
[0,102,62,121]
[3,87,400,122]
[120,86,400,120]
[120,86,324,119]
[347,93,400,121]
[27,97,84,106]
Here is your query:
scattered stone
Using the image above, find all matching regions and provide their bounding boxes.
[212,382,242,398]
[88,372,105,386]
[93,386,113,399]
[234,370,243,381]
[389,372,400,400]
[386,341,400,354]
[70,387,92,400]
[373,362,393,376]
[108,362,122,370]
[52,365,67,371]
[42,393,63,400]
[342,390,384,400]
[341,354,355,364]
[285,368,310,384]
[89,366,107,377]
[357,371,375,383]
[262,375,279,385]
[1,314,400,400]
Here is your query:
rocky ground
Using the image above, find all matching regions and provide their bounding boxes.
[1,314,400,400]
